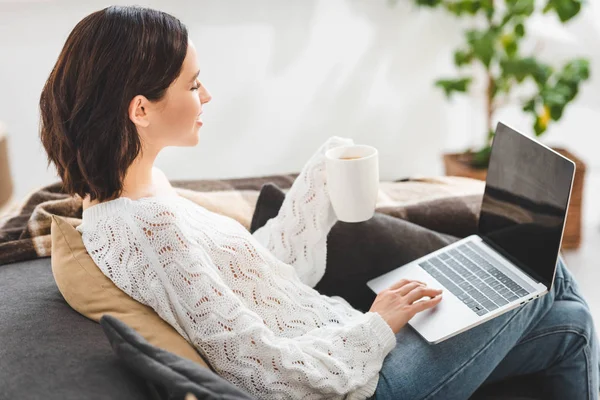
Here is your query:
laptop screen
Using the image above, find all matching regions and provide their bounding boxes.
[478,122,575,289]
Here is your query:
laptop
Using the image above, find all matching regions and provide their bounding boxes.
[367,122,576,344]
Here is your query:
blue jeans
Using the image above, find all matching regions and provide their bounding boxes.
[370,256,599,400]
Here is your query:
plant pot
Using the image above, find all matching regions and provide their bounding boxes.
[443,149,585,250]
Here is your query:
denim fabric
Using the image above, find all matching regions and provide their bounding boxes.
[370,256,599,400]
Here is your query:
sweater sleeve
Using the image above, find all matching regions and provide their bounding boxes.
[252,136,354,288]
[81,208,396,400]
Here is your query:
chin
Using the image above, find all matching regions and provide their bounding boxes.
[188,131,200,146]
[184,136,199,147]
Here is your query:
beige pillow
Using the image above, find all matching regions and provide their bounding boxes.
[50,214,211,369]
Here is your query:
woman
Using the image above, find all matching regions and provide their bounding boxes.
[39,5,599,400]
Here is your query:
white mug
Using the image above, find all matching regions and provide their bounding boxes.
[325,144,379,223]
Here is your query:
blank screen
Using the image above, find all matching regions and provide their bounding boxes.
[479,123,574,288]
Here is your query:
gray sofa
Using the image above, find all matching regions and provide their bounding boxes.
[0,256,542,400]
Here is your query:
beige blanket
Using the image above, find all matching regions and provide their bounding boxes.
[0,173,484,266]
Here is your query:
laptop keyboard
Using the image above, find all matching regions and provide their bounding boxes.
[419,242,532,317]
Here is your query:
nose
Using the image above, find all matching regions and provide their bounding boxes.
[199,85,212,104]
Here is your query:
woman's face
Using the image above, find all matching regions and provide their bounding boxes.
[135,40,212,149]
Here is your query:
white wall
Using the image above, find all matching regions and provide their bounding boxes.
[1,0,599,202]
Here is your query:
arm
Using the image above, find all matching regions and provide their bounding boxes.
[252,136,354,288]
[83,210,396,399]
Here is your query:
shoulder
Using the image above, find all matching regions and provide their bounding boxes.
[152,166,178,197]
[152,166,170,186]
[152,166,166,180]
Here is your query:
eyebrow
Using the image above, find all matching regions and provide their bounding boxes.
[189,69,200,83]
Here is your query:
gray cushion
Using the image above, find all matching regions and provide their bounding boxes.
[0,257,150,400]
[100,314,256,400]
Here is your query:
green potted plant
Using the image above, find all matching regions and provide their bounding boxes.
[410,0,590,249]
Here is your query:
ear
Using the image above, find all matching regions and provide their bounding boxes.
[128,95,150,128]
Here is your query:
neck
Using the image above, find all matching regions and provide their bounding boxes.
[120,145,161,199]
[82,144,164,210]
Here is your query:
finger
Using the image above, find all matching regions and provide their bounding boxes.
[405,286,443,304]
[388,279,426,292]
[396,281,431,296]
[410,294,443,314]
[392,281,423,296]
[387,279,411,291]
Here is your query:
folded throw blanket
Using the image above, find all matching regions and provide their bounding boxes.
[0,173,484,267]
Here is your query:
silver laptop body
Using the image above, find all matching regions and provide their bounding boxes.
[367,122,576,344]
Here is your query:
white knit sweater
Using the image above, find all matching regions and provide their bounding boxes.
[76,136,397,400]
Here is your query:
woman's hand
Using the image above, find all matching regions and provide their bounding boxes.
[369,279,443,334]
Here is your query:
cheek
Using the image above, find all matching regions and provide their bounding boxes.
[163,94,200,127]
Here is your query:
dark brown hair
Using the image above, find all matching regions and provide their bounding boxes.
[39,5,188,202]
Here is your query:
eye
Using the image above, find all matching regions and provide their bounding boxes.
[191,80,201,91]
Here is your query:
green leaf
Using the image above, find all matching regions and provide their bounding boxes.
[560,58,590,82]
[554,83,575,99]
[523,98,537,112]
[532,63,553,86]
[454,49,473,66]
[472,145,492,168]
[515,22,525,37]
[534,116,547,136]
[482,0,495,19]
[541,88,567,107]
[500,57,538,82]
[466,29,498,67]
[435,78,472,97]
[543,0,582,22]
[501,33,518,58]
[445,0,484,16]
[506,0,535,16]
[414,0,443,7]
[549,104,564,120]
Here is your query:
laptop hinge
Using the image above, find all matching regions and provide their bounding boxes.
[479,236,548,287]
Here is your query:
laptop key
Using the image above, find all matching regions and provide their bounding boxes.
[474,270,488,279]
[480,298,496,308]
[429,269,443,278]
[475,308,489,316]
[489,281,502,290]
[487,296,504,306]
[430,258,446,268]
[446,284,463,297]
[472,278,489,288]
[506,294,519,302]
[457,292,470,301]
[494,297,509,306]
[435,276,461,296]
[441,266,461,281]
[464,297,478,307]
[458,281,471,290]
[419,262,435,272]
[508,282,524,291]
[484,290,503,302]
